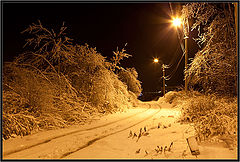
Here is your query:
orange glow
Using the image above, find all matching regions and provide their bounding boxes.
[172,17,182,27]
[154,58,159,63]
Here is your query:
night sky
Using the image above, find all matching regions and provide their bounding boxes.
[3,2,199,92]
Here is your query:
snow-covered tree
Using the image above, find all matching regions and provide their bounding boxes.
[118,67,142,97]
[182,3,237,96]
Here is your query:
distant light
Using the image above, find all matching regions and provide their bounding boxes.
[172,17,182,27]
[154,58,159,63]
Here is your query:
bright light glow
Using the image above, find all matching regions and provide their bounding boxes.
[172,17,182,27]
[154,58,159,63]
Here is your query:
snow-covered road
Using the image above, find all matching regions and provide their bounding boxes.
[3,101,237,159]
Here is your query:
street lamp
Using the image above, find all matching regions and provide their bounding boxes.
[172,17,182,27]
[154,58,159,63]
[171,16,189,92]
[153,58,166,97]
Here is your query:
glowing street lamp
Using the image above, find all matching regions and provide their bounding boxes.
[172,17,182,27]
[154,58,159,63]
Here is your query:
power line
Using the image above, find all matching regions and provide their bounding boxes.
[165,51,185,80]
[163,44,181,69]
[158,45,185,81]
[157,3,186,81]
[163,2,186,81]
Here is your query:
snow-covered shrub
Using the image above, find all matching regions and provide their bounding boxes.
[159,90,201,106]
[128,91,140,107]
[117,67,142,97]
[3,21,138,139]
[179,93,237,145]
[2,90,39,140]
[2,63,92,139]
[162,91,181,104]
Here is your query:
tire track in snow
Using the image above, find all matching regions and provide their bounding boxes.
[61,106,162,158]
[3,104,152,157]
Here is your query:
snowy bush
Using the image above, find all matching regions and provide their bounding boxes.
[117,67,142,97]
[2,21,139,139]
[178,92,237,145]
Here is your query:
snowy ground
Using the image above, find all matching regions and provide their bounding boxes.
[3,101,238,160]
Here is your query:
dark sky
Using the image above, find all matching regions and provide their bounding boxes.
[3,2,199,92]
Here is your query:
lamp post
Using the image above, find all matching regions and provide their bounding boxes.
[184,29,189,92]
[172,17,189,91]
[153,58,166,97]
[162,64,166,97]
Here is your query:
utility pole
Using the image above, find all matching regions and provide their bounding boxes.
[183,17,189,92]
[162,64,166,97]
[185,36,188,92]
